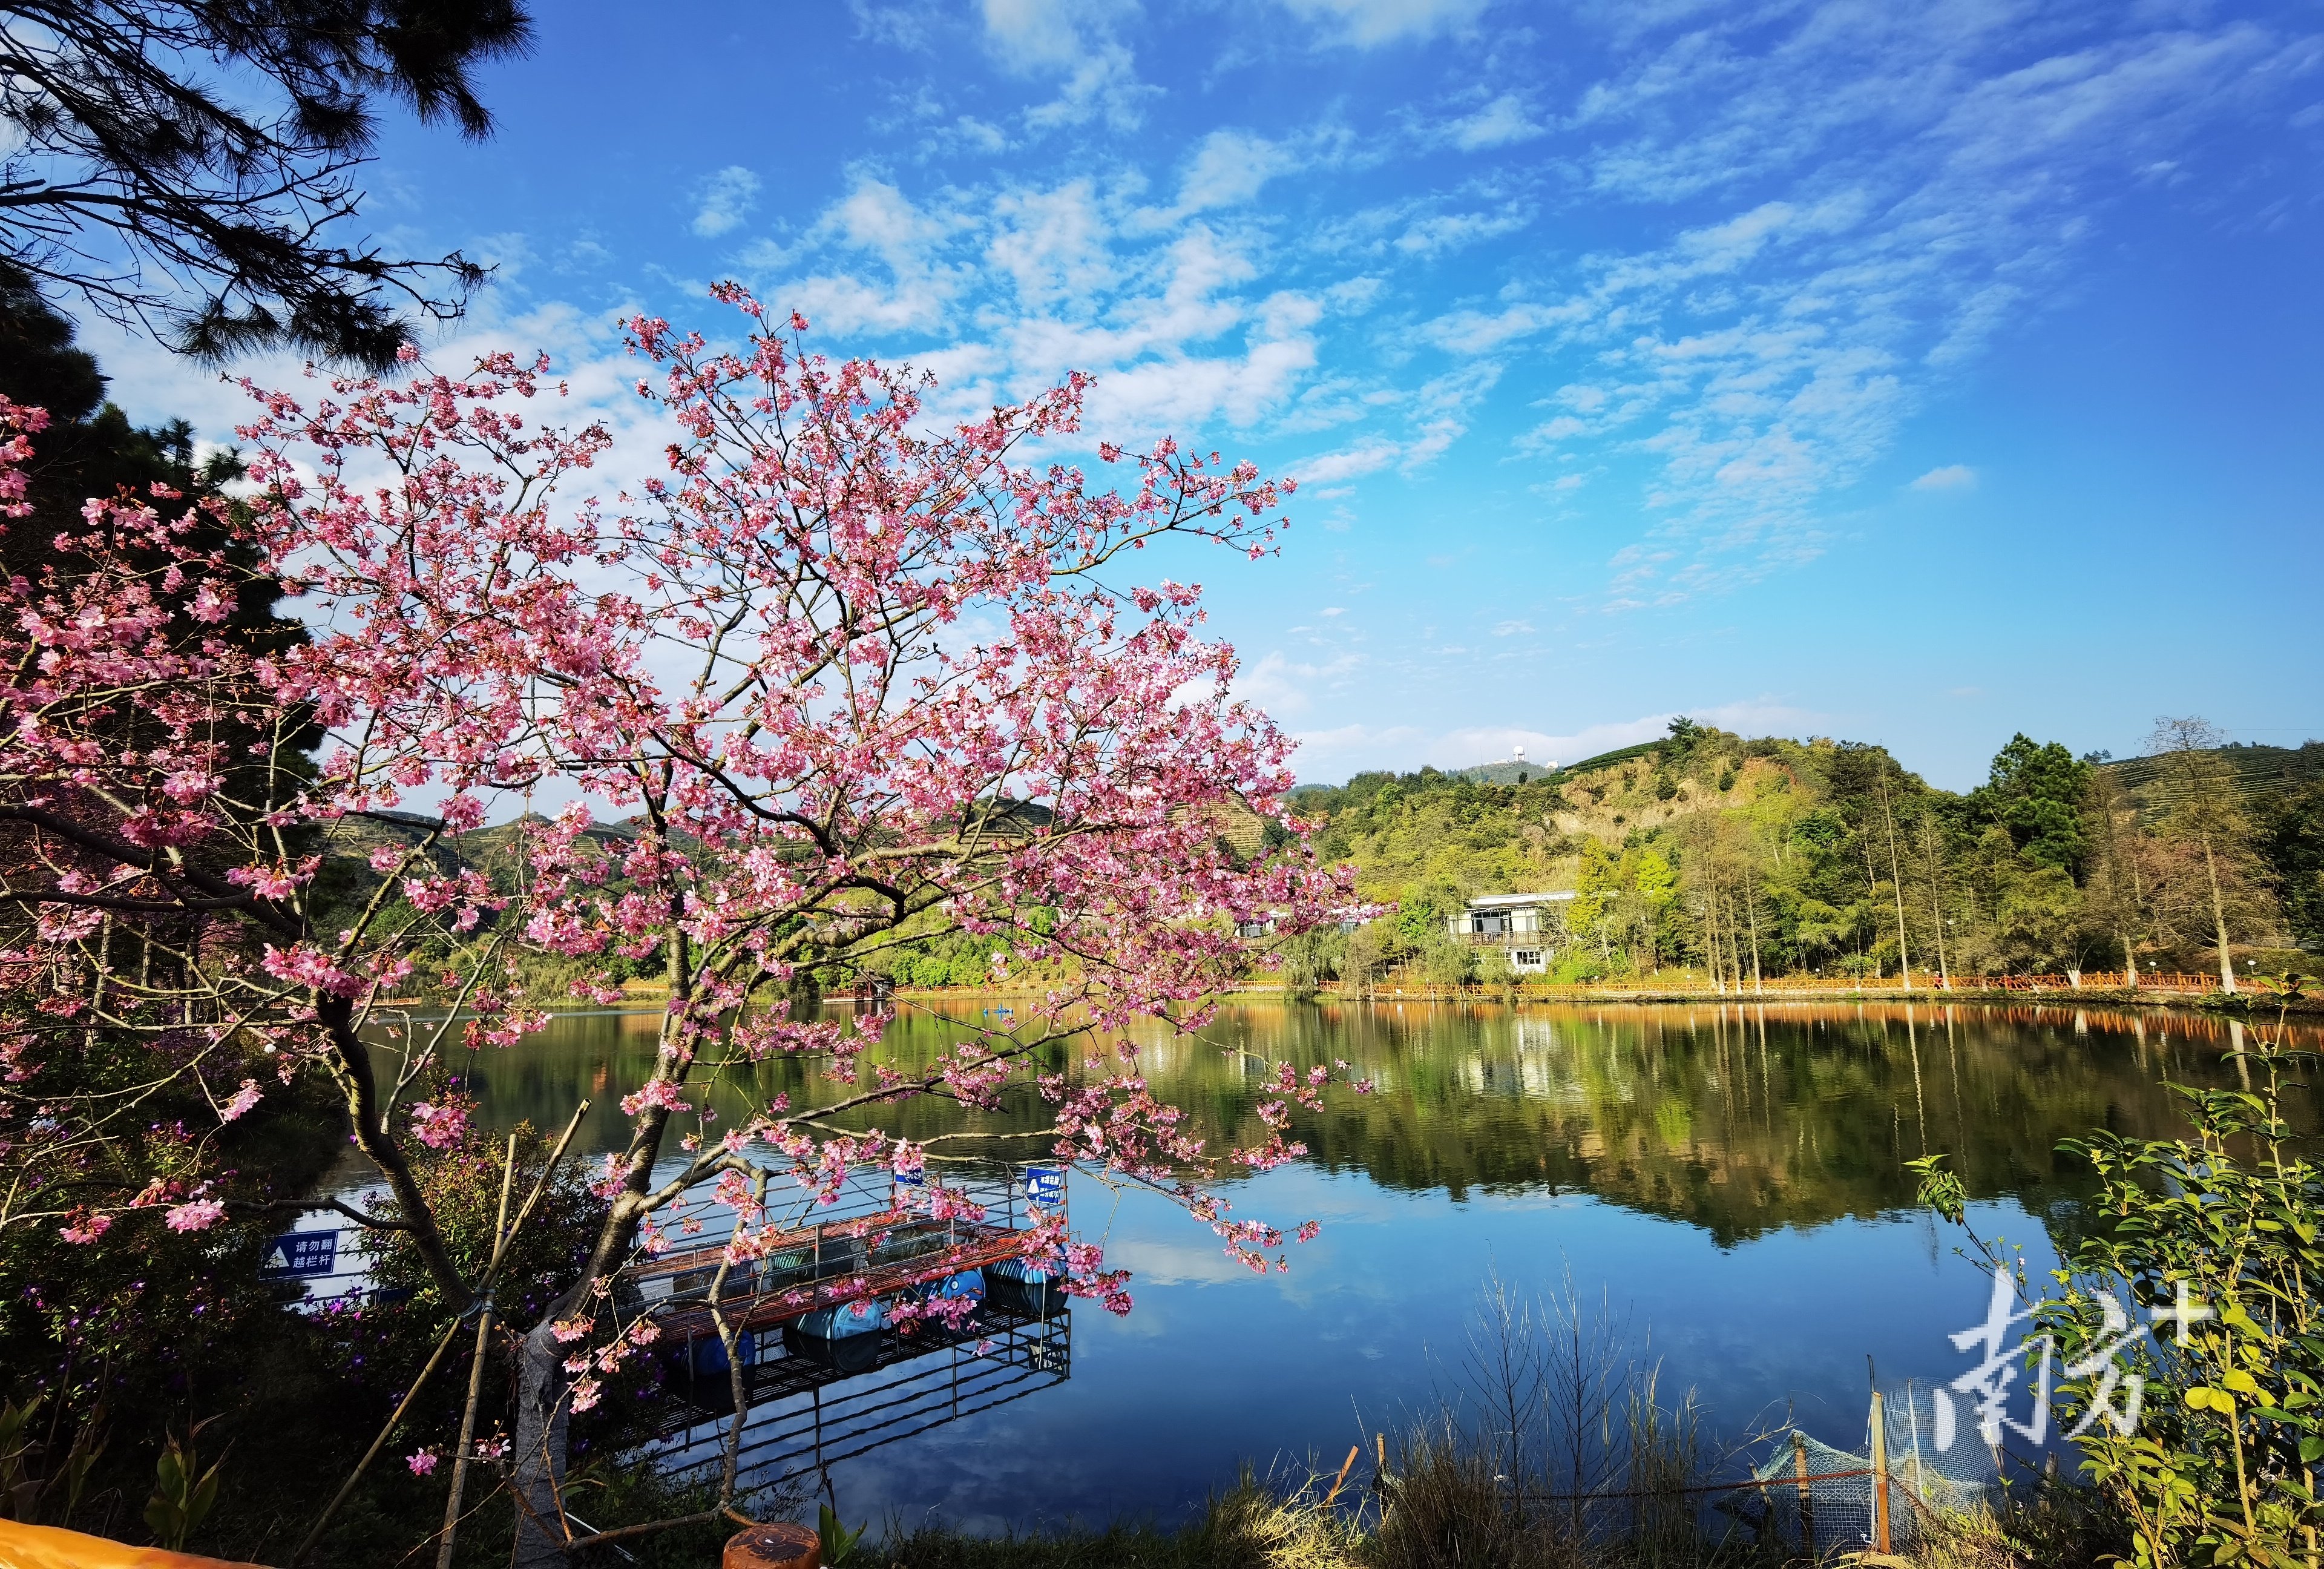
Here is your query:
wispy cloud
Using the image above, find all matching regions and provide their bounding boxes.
[690,166,760,238]
[1296,439,1399,484]
[1911,464,1977,491]
[1235,648,1365,717]
[1276,0,1489,48]
[1411,10,2306,601]
[979,0,1154,131]
[773,174,968,334]
[1446,93,1543,150]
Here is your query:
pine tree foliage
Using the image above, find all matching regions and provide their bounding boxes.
[1,0,533,367]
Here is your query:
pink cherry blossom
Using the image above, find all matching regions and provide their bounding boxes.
[619,1078,688,1117]
[410,1100,470,1150]
[59,1211,113,1245]
[164,1199,226,1232]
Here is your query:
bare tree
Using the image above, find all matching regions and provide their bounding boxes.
[2147,717,2272,992]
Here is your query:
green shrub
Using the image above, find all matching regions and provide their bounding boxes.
[1915,1036,2323,1567]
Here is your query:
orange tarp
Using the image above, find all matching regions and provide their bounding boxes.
[0,1519,271,1569]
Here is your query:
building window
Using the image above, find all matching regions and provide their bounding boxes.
[1512,949,1544,971]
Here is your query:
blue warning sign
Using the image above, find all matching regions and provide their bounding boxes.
[260,1229,337,1278]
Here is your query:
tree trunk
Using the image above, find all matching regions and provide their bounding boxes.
[510,1317,573,1569]
[1919,817,1952,989]
[2096,778,2138,988]
[1879,776,1913,993]
[510,935,697,1566]
[2202,836,2236,993]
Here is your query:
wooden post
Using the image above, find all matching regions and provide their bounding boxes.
[1870,1390,1893,1554]
[724,1521,819,1569]
[1793,1432,1816,1559]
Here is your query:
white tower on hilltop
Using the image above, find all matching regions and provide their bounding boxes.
[1512,744,1526,764]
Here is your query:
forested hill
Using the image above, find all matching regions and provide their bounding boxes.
[1285,722,2322,985]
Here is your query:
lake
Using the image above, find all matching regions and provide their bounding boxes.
[374,998,2317,1534]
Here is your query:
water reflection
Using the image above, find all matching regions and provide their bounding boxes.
[425,999,2309,1226]
[407,1001,2313,1530]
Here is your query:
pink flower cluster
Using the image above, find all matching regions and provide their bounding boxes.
[410,1099,471,1150]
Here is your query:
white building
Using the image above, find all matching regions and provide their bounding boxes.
[1446,891,1576,973]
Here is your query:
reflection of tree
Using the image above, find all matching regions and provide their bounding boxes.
[422,1004,2309,1251]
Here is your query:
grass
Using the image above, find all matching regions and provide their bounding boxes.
[858,1273,2138,1569]
[863,1469,2121,1569]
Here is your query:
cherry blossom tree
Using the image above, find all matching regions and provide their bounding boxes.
[0,287,1362,1559]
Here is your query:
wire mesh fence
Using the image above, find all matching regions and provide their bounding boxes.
[1727,1383,1999,1561]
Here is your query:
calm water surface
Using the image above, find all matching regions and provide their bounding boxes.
[408,1000,2316,1532]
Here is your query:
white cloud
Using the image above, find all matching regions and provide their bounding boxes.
[1911,464,1977,490]
[1401,359,1499,469]
[1291,718,1656,780]
[1424,300,1583,355]
[1235,649,1364,718]
[691,166,761,238]
[775,175,967,334]
[82,0,2303,648]
[980,0,1152,131]
[980,0,1093,69]
[987,179,1113,309]
[1276,0,1489,47]
[1448,93,1543,150]
[1394,204,1531,257]
[1177,130,1298,214]
[956,115,1011,154]
[1296,439,1399,484]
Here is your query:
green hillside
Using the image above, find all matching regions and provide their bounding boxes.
[1285,722,2322,988]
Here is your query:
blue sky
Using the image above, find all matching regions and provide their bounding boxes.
[93,0,2324,790]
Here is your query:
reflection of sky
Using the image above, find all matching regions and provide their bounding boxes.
[833,1169,2054,1534]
